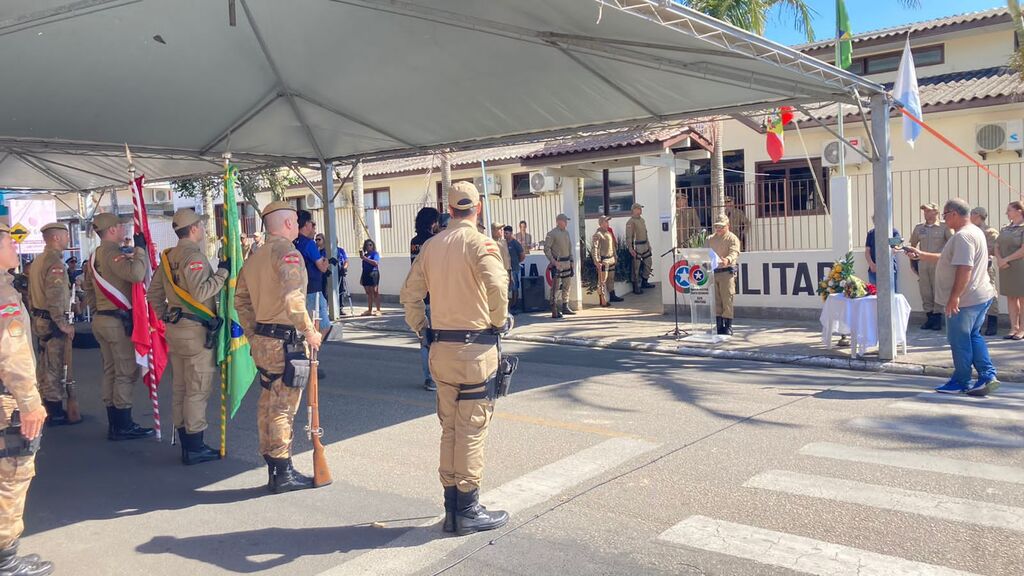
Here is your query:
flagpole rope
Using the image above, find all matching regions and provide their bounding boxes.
[792,121,831,219]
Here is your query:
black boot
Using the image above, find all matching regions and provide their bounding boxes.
[550,302,562,319]
[106,406,116,439]
[641,279,656,289]
[181,429,221,466]
[263,455,275,490]
[454,488,508,536]
[724,318,734,336]
[43,400,67,427]
[267,456,313,494]
[632,282,642,295]
[932,314,944,331]
[443,486,457,533]
[0,541,53,576]
[108,407,156,441]
[921,313,935,330]
[561,303,576,316]
[985,315,999,336]
[715,316,724,335]
[609,291,624,303]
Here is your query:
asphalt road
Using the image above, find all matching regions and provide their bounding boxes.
[22,326,1024,575]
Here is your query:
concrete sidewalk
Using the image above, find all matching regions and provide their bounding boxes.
[337,305,1024,383]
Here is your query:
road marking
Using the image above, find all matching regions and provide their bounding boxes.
[890,400,1024,422]
[849,417,1024,447]
[318,437,659,576]
[658,516,980,576]
[800,442,1024,484]
[745,470,1024,532]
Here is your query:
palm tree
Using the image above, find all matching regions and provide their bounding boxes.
[1009,0,1024,76]
[681,0,919,219]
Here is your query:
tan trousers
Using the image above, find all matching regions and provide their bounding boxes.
[918,261,939,313]
[599,262,615,297]
[430,341,497,492]
[251,334,303,459]
[166,322,216,434]
[631,250,652,284]
[92,315,139,409]
[551,270,572,307]
[714,271,736,318]
[31,318,65,402]
[0,455,34,549]
[988,265,1000,315]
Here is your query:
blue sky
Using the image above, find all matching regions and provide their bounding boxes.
[762,0,1004,46]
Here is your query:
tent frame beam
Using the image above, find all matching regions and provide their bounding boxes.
[0,0,140,37]
[291,92,421,150]
[200,87,283,156]
[549,43,661,118]
[794,105,874,163]
[13,153,82,191]
[16,151,125,185]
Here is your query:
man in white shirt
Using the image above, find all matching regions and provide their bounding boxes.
[906,198,999,396]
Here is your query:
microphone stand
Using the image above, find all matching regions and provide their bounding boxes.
[660,246,689,340]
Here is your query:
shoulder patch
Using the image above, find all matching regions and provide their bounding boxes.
[283,254,301,265]
[0,303,21,318]
[188,261,204,272]
[7,319,24,338]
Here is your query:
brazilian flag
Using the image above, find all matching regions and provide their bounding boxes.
[218,164,258,418]
[836,0,853,70]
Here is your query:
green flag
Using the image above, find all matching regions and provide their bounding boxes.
[218,164,258,418]
[836,0,853,70]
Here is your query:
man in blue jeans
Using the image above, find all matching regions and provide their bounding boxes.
[294,210,330,336]
[905,198,999,396]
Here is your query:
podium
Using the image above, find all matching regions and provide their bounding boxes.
[672,248,727,344]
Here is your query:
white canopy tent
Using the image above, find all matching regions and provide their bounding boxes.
[0,0,901,359]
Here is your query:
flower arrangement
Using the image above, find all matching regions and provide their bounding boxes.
[817,252,853,301]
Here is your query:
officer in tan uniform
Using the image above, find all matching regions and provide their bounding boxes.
[724,197,750,250]
[708,217,741,335]
[147,209,228,465]
[971,206,1001,336]
[27,222,78,426]
[0,223,54,575]
[235,201,322,493]
[400,181,510,536]
[490,223,511,274]
[543,214,575,318]
[591,216,620,307]
[83,213,155,441]
[625,203,654,294]
[910,203,953,330]
[677,192,701,247]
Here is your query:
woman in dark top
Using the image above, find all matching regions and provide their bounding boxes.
[410,207,440,391]
[359,239,382,316]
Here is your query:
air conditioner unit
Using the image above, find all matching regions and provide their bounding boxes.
[304,193,323,210]
[821,137,865,167]
[151,189,170,203]
[529,171,559,193]
[975,120,1023,157]
[473,175,501,195]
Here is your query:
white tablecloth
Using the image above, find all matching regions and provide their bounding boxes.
[819,293,912,356]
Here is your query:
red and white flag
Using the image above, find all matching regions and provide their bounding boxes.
[129,173,168,440]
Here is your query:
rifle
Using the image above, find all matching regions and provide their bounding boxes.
[305,348,332,488]
[63,288,81,424]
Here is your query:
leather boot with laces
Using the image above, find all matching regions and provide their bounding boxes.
[43,401,67,427]
[442,486,457,533]
[108,407,155,441]
[454,488,508,536]
[0,541,53,576]
[267,456,313,494]
[181,430,221,465]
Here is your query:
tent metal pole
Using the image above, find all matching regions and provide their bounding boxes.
[293,92,421,150]
[870,93,896,362]
[199,88,282,155]
[322,161,340,320]
[238,0,326,163]
[12,153,81,191]
[793,105,873,163]
[17,152,124,185]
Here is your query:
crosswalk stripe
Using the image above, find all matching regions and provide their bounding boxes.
[317,437,659,576]
[849,417,1024,447]
[800,442,1024,484]
[890,400,1024,422]
[745,470,1024,532]
[658,516,980,576]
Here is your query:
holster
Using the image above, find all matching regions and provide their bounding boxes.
[203,317,224,350]
[258,343,310,390]
[495,335,518,398]
[1,410,41,458]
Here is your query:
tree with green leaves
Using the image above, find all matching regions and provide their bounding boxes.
[1009,0,1024,76]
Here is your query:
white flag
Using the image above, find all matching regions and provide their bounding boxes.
[893,37,922,147]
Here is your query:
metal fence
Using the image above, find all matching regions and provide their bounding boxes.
[676,161,1023,253]
[320,193,563,256]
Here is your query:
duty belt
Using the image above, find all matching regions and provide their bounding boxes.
[556,257,571,262]
[95,310,128,319]
[255,323,298,343]
[713,267,736,274]
[634,240,649,245]
[431,329,499,345]
[599,255,614,260]
[163,308,206,326]
[30,308,51,320]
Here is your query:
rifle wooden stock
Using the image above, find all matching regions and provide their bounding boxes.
[308,350,332,488]
[63,332,82,423]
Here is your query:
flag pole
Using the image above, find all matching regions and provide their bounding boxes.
[220,152,230,459]
[835,4,846,178]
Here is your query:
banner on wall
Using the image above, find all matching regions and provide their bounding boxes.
[6,198,57,254]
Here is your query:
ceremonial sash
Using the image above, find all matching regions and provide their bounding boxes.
[88,253,131,311]
[160,250,215,323]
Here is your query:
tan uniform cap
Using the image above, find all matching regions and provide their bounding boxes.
[41,222,69,233]
[556,213,571,222]
[713,217,729,228]
[920,203,938,210]
[598,215,611,224]
[171,208,203,231]
[93,212,129,232]
[262,201,296,219]
[631,203,644,210]
[0,223,9,234]
[449,181,480,209]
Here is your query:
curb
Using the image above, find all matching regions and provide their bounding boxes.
[343,320,1024,384]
